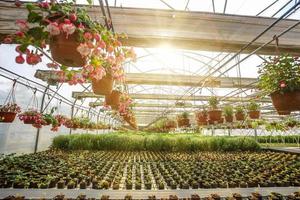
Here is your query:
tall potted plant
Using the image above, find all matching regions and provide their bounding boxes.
[0,103,21,123]
[235,105,245,121]
[208,96,222,122]
[258,54,300,115]
[223,105,233,123]
[247,101,260,119]
[5,0,136,94]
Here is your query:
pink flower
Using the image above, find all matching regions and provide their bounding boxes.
[46,22,60,36]
[15,54,25,64]
[16,31,24,38]
[107,45,114,53]
[90,67,106,81]
[46,62,59,69]
[98,40,106,49]
[3,37,13,44]
[77,23,85,30]
[61,23,76,38]
[94,33,101,42]
[16,19,28,31]
[280,81,286,88]
[84,32,93,40]
[77,43,91,57]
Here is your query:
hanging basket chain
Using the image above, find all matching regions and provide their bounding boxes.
[3,79,17,106]
[26,88,39,111]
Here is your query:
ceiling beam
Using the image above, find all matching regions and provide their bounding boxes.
[72,92,272,103]
[34,70,257,88]
[1,1,300,55]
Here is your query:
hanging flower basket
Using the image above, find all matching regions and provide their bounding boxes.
[105,90,121,110]
[50,32,86,67]
[270,90,300,115]
[92,75,114,95]
[208,110,222,122]
[258,55,300,115]
[18,110,43,126]
[6,0,136,85]
[196,111,207,124]
[0,112,17,123]
[0,103,21,123]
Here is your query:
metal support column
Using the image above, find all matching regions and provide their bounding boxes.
[34,85,49,153]
[254,128,258,141]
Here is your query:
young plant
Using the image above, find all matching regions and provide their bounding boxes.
[235,105,245,114]
[223,105,233,117]
[208,96,219,110]
[247,101,260,112]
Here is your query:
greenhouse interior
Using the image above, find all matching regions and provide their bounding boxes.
[0,0,300,199]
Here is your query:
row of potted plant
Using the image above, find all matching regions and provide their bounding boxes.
[4,191,299,200]
[1,150,299,190]
[4,0,136,96]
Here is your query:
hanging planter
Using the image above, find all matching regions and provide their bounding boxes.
[195,110,207,125]
[247,101,260,119]
[235,106,245,121]
[18,110,43,127]
[177,112,190,127]
[6,0,136,85]
[92,75,114,95]
[258,55,300,115]
[223,105,233,123]
[0,81,21,123]
[49,32,86,67]
[270,91,300,115]
[0,104,21,123]
[208,96,222,122]
[105,90,121,110]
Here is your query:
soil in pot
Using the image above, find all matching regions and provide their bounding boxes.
[92,75,114,95]
[248,111,260,119]
[270,90,300,115]
[0,112,17,123]
[208,110,222,122]
[49,32,87,67]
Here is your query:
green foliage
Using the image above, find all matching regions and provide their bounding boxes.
[223,105,233,117]
[52,132,261,152]
[247,101,260,112]
[256,135,300,144]
[258,54,300,94]
[235,105,245,114]
[208,96,219,109]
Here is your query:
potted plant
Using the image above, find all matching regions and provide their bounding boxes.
[223,105,233,122]
[247,101,260,119]
[195,107,207,125]
[258,55,300,115]
[177,112,190,127]
[235,105,245,121]
[6,0,136,94]
[0,103,21,123]
[208,96,222,122]
[18,109,44,128]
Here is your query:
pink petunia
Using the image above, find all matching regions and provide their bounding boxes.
[46,22,60,36]
[16,19,29,31]
[77,43,91,57]
[61,23,76,38]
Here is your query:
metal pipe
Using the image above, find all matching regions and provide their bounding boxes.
[34,85,49,153]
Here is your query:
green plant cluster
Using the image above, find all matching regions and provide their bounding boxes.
[256,135,300,144]
[258,54,300,94]
[52,132,261,151]
[1,150,299,190]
